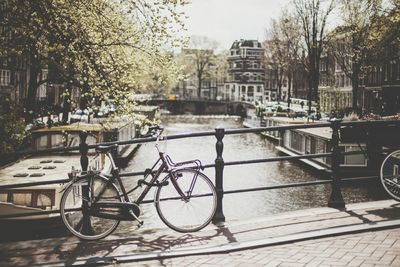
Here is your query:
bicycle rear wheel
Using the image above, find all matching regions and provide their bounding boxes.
[155,169,217,232]
[60,175,121,240]
[380,150,400,201]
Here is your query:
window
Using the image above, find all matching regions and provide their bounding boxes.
[35,135,48,149]
[340,145,368,166]
[290,131,304,152]
[51,134,65,148]
[315,139,329,164]
[257,86,262,93]
[13,193,32,206]
[0,69,10,86]
[1,190,55,208]
[0,192,7,202]
[305,136,316,154]
[248,86,254,97]
[36,193,52,208]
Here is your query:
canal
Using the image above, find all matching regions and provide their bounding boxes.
[121,115,387,230]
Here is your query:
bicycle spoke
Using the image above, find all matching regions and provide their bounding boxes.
[61,176,121,240]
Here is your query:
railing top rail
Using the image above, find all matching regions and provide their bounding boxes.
[5,119,400,157]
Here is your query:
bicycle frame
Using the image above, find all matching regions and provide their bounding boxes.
[99,148,201,207]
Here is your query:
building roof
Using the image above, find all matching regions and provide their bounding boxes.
[230,39,262,49]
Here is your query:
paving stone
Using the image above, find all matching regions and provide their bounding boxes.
[3,200,400,267]
[347,258,364,267]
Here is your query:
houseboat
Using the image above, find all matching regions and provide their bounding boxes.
[243,106,266,128]
[0,119,137,223]
[263,116,379,177]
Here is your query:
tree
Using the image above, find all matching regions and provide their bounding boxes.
[0,97,25,157]
[184,36,218,99]
[213,51,229,100]
[266,15,303,103]
[330,0,383,113]
[0,0,187,123]
[280,15,304,100]
[265,19,287,103]
[292,0,335,112]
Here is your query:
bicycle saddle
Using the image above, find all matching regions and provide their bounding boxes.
[95,144,118,153]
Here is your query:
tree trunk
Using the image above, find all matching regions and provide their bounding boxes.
[62,88,72,123]
[197,74,202,99]
[80,83,90,110]
[352,63,359,113]
[25,53,40,124]
[288,71,292,107]
[307,72,313,114]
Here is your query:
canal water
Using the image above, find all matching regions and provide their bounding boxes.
[120,115,387,230]
[1,115,388,242]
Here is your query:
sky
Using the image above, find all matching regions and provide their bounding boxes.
[180,0,292,50]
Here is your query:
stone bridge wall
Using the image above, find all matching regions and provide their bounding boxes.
[148,100,254,116]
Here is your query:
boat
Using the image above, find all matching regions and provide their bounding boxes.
[243,105,266,128]
[0,119,138,223]
[270,116,390,177]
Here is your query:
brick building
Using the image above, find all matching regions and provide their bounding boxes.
[225,40,266,103]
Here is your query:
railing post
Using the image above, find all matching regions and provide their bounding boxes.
[212,127,226,226]
[79,131,93,234]
[79,131,89,172]
[328,119,345,209]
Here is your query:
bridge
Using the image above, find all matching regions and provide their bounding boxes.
[147,98,254,116]
[1,119,400,266]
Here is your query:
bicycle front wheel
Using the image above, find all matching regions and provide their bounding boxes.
[380,150,400,201]
[155,169,217,232]
[60,175,121,240]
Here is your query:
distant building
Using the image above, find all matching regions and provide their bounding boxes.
[173,48,218,100]
[261,39,309,103]
[262,39,288,102]
[0,6,29,107]
[319,51,353,114]
[362,41,400,115]
[0,2,50,114]
[225,39,265,103]
[291,62,309,100]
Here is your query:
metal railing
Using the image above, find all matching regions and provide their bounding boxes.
[1,119,399,222]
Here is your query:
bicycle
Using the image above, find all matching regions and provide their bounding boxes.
[60,125,217,240]
[380,149,400,201]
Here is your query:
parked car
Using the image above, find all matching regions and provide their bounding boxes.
[295,110,307,117]
[70,110,88,122]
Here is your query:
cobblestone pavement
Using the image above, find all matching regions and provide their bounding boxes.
[130,228,400,267]
[1,200,400,266]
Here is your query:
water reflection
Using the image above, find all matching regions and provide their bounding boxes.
[121,115,387,230]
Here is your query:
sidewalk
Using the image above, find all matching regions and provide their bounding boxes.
[1,200,400,266]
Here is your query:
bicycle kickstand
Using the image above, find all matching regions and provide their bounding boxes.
[129,210,144,228]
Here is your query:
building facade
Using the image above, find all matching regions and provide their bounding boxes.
[225,40,265,103]
[319,52,353,114]
[362,42,400,115]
